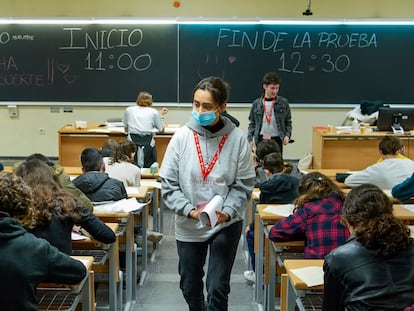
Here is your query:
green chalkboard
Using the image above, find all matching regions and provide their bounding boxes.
[1,22,414,104]
[178,24,414,104]
[0,24,178,101]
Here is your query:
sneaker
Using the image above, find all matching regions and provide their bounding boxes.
[243,270,256,283]
[147,230,163,244]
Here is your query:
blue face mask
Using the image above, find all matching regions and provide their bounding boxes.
[192,109,217,126]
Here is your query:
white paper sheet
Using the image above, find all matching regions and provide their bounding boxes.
[71,232,89,241]
[403,204,414,213]
[199,195,223,228]
[262,204,295,217]
[126,186,141,195]
[93,198,146,213]
[290,266,324,287]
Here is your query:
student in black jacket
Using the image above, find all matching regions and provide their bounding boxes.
[73,147,128,203]
[15,159,116,255]
[0,172,86,310]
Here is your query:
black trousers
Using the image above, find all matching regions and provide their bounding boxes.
[129,133,157,168]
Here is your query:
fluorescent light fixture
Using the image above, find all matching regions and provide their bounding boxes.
[0,17,413,26]
[261,18,414,25]
[177,17,260,25]
[0,17,177,25]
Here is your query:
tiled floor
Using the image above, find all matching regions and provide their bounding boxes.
[132,208,256,311]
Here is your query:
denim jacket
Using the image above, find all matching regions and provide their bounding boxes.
[247,95,292,144]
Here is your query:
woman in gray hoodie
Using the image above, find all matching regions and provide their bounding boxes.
[160,76,255,310]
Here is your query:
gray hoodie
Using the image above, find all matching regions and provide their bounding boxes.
[160,116,255,242]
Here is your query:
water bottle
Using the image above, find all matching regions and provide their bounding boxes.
[150,162,159,176]
[352,119,359,132]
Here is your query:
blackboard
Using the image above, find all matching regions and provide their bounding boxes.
[0,24,178,102]
[1,22,414,104]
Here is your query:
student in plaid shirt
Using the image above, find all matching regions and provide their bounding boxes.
[269,172,350,258]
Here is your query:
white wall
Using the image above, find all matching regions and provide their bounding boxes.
[0,103,350,160]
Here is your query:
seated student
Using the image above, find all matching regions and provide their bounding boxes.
[99,138,118,158]
[377,136,408,162]
[73,147,128,202]
[269,172,350,259]
[323,184,414,310]
[0,162,3,172]
[0,172,86,310]
[105,139,141,187]
[254,139,302,187]
[23,153,94,211]
[15,159,116,255]
[392,172,414,201]
[345,135,414,189]
[243,152,300,283]
[100,138,119,168]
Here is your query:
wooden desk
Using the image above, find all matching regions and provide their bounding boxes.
[282,259,324,311]
[58,123,175,166]
[254,204,287,309]
[312,127,414,170]
[72,223,120,311]
[91,213,136,309]
[37,256,95,311]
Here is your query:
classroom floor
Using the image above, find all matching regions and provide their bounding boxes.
[94,207,256,310]
[131,207,256,310]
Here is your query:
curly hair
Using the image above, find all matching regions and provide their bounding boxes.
[15,159,83,227]
[109,139,136,165]
[294,172,345,209]
[343,184,412,257]
[0,172,35,228]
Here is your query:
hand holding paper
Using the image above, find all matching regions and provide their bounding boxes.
[199,195,224,228]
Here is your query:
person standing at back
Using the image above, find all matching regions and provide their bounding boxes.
[247,72,292,155]
[123,91,169,168]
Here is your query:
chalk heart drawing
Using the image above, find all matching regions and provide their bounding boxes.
[57,64,70,74]
[228,56,236,64]
[63,75,80,85]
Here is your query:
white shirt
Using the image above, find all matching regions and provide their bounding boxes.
[344,158,414,189]
[105,160,141,187]
[123,105,163,135]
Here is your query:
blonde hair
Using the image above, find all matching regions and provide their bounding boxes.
[136,91,153,107]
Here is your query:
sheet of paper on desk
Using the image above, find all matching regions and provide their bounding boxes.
[93,198,146,213]
[87,127,125,133]
[409,226,414,238]
[403,204,414,213]
[140,180,161,189]
[263,204,295,217]
[126,186,141,195]
[290,266,324,287]
[71,232,89,241]
[74,257,91,267]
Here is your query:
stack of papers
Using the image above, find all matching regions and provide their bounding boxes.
[263,204,295,217]
[290,266,324,287]
[87,127,125,133]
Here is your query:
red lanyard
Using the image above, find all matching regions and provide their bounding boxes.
[263,97,276,125]
[193,131,228,181]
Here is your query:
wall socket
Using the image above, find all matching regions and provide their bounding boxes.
[8,105,17,117]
